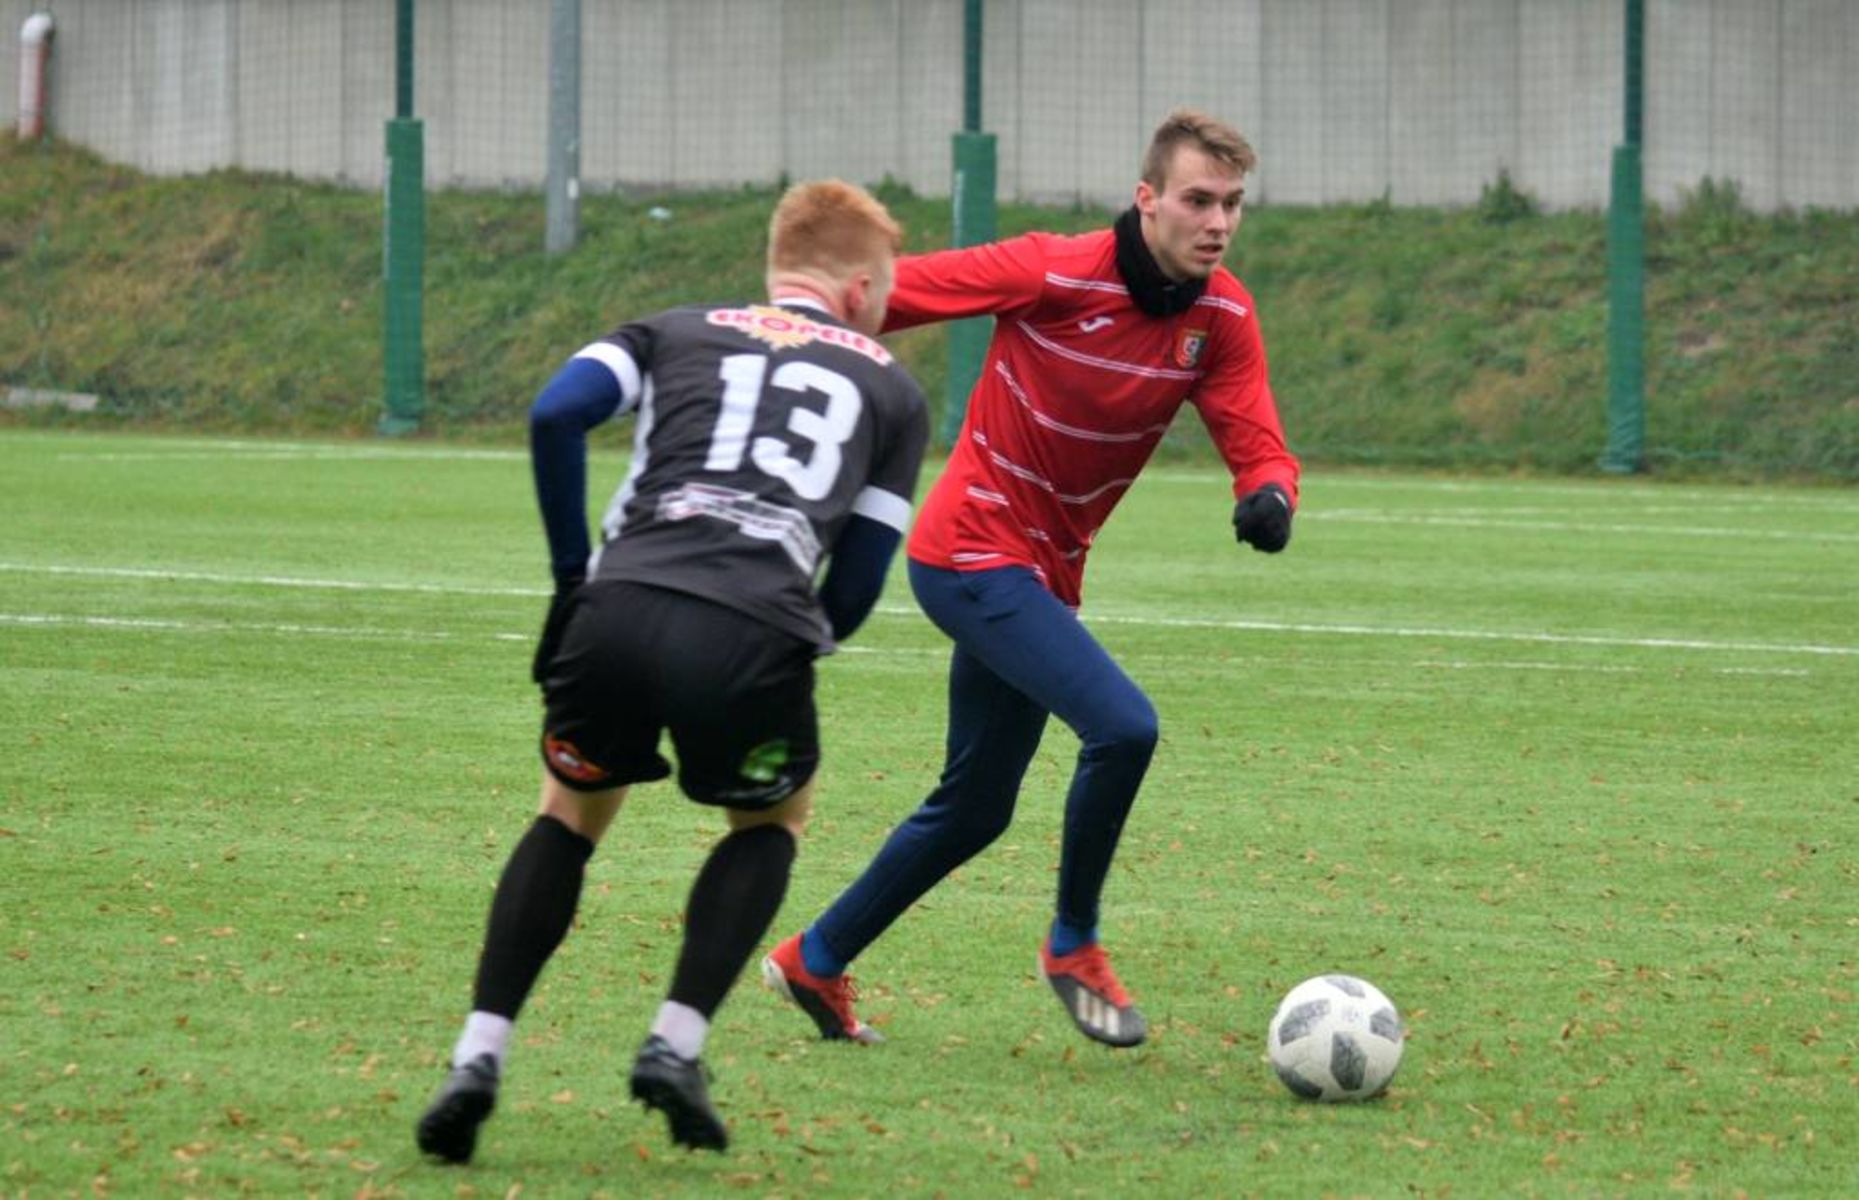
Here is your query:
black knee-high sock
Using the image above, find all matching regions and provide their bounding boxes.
[471,815,595,1018]
[668,824,797,1019]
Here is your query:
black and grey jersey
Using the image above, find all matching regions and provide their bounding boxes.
[574,301,929,648]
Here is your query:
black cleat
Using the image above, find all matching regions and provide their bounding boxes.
[415,1052,499,1164]
[629,1035,728,1151]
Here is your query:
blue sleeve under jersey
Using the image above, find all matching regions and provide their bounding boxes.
[529,356,624,582]
[817,514,903,643]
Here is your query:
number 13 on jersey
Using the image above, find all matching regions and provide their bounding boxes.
[706,354,862,502]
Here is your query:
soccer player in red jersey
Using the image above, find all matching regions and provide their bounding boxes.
[765,110,1300,1048]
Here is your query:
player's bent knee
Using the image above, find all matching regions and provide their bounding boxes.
[958,803,1015,848]
[1094,701,1160,759]
[726,777,815,839]
[537,772,627,844]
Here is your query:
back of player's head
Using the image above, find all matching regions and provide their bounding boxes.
[767,180,904,285]
[1142,108,1256,191]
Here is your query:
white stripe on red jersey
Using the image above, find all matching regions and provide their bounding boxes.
[996,362,1169,444]
[1045,272,1130,295]
[1193,294,1251,319]
[1014,320,1201,382]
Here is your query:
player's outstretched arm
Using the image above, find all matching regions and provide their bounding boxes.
[529,356,624,579]
[528,356,623,680]
[879,236,1049,333]
[1233,482,1294,553]
[816,515,903,643]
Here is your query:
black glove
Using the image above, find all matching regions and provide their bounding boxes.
[1233,483,1293,553]
[531,574,584,685]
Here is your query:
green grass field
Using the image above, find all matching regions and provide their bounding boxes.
[3,430,1854,1197]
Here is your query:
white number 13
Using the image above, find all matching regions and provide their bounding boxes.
[706,353,861,501]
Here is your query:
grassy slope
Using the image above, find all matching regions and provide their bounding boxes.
[3,135,1855,478]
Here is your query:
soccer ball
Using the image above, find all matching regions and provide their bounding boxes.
[1266,974,1405,1101]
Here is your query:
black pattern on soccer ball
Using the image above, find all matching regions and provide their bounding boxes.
[1330,1031,1367,1091]
[1273,1058,1324,1099]
[1274,999,1329,1046]
[1323,974,1367,998]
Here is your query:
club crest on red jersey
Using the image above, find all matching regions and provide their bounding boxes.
[1175,328,1208,369]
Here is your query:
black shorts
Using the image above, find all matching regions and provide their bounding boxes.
[538,581,819,809]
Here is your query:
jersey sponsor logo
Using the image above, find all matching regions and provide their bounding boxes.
[1077,315,1115,333]
[707,305,894,366]
[1175,328,1208,369]
[544,734,611,785]
[657,482,824,574]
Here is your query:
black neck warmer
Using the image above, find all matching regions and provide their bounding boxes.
[1113,205,1207,317]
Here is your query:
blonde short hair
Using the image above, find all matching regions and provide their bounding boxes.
[767,180,904,283]
[1141,108,1256,190]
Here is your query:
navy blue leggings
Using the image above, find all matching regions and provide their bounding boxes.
[810,562,1158,965]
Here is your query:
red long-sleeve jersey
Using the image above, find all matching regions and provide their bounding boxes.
[884,228,1300,607]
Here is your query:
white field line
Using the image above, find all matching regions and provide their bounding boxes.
[843,645,1813,678]
[53,446,528,464]
[1318,503,1848,519]
[0,612,1817,679]
[1142,470,1859,508]
[0,560,1852,659]
[0,562,544,597]
[27,438,1857,510]
[1305,511,1859,543]
[0,612,525,642]
[1406,659,1810,678]
[1075,610,1855,657]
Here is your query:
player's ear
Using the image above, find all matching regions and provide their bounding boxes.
[1134,179,1158,218]
[843,271,871,319]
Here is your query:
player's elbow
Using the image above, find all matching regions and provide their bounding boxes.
[528,387,579,435]
[818,515,903,643]
[530,357,623,436]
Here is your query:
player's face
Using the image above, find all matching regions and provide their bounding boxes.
[1136,145,1246,282]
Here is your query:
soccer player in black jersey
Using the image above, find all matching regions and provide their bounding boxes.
[416,180,928,1160]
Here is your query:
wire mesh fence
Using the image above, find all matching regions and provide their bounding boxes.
[4,0,1854,211]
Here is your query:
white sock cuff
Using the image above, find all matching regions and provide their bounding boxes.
[650,1000,709,1061]
[453,1010,514,1068]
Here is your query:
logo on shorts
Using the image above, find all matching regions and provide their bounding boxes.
[738,739,791,784]
[544,734,610,785]
[1175,328,1208,369]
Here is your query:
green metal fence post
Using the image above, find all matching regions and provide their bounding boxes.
[943,0,996,448]
[381,0,425,436]
[1601,0,1646,473]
